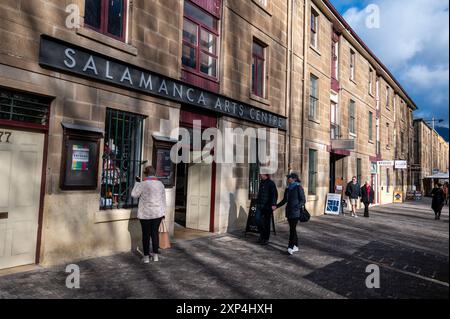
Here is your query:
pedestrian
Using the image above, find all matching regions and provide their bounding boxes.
[256,173,278,245]
[274,173,306,255]
[443,182,449,206]
[345,176,361,218]
[360,181,374,218]
[431,182,445,220]
[131,166,166,263]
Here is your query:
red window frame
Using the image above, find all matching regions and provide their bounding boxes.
[182,1,220,81]
[84,0,127,42]
[252,40,266,97]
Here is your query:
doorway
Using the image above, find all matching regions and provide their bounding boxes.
[0,129,44,270]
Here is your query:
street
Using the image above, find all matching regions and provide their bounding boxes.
[0,199,448,299]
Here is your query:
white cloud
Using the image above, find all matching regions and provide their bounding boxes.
[342,0,449,116]
[343,0,449,66]
[404,65,449,89]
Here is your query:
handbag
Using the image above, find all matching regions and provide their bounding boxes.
[299,206,310,223]
[158,218,171,250]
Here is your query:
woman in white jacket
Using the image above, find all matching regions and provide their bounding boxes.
[131,166,166,263]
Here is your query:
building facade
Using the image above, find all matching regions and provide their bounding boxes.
[0,0,427,270]
[412,119,449,195]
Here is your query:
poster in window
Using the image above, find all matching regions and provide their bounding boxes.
[152,137,176,188]
[71,144,90,171]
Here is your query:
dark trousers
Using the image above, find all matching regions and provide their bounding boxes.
[288,218,299,248]
[363,202,370,217]
[259,211,272,241]
[140,217,163,256]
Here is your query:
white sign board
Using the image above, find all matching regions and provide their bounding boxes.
[395,160,407,169]
[325,193,342,215]
[377,160,394,167]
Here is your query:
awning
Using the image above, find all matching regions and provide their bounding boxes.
[424,172,449,179]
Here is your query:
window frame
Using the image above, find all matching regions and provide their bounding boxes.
[350,49,356,81]
[182,1,220,81]
[100,108,146,210]
[349,99,356,135]
[308,149,317,196]
[310,8,319,48]
[386,86,390,109]
[84,0,128,42]
[386,122,391,149]
[369,67,374,95]
[309,74,319,121]
[251,39,267,98]
[368,111,373,141]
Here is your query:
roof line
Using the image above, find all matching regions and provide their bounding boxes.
[322,0,418,110]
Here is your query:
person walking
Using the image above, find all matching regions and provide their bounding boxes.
[345,176,361,218]
[131,166,166,263]
[256,173,278,245]
[274,173,306,255]
[431,182,445,220]
[360,181,374,218]
[443,182,449,206]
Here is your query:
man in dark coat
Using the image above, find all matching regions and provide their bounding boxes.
[256,174,278,244]
[345,176,361,217]
[360,181,375,218]
[431,183,445,220]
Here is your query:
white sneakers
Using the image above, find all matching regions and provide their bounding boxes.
[141,254,159,263]
[288,246,299,255]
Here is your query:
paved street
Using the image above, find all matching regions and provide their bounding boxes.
[0,199,448,299]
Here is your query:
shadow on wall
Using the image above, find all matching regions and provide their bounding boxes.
[227,193,248,232]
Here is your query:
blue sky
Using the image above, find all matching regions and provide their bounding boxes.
[329,0,449,127]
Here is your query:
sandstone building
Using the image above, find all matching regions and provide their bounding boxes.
[0,0,446,270]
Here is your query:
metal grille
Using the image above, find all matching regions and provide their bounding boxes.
[0,87,50,126]
[100,109,145,209]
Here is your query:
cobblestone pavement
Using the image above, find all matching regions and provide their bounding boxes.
[0,199,448,299]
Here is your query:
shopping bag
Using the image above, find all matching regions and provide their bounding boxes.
[158,219,171,250]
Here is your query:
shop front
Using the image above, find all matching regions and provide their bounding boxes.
[0,34,286,269]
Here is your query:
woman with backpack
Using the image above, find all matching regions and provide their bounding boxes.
[273,173,306,255]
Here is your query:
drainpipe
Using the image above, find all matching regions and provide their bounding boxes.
[285,0,294,174]
[300,0,309,177]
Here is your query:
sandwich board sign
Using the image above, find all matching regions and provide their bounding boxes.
[325,193,342,215]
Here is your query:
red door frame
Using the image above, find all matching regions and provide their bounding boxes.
[179,108,217,233]
[0,120,49,265]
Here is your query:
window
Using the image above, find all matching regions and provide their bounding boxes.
[330,102,340,139]
[182,1,219,79]
[349,99,356,134]
[350,49,356,81]
[369,111,373,141]
[84,0,127,41]
[386,122,390,148]
[386,86,390,108]
[101,109,145,209]
[309,74,318,120]
[386,168,390,193]
[252,40,266,97]
[310,8,319,48]
[331,39,339,80]
[308,149,317,195]
[0,87,50,128]
[400,132,404,154]
[357,158,362,185]
[369,68,373,95]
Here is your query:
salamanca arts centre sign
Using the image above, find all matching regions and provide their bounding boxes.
[38,35,287,130]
